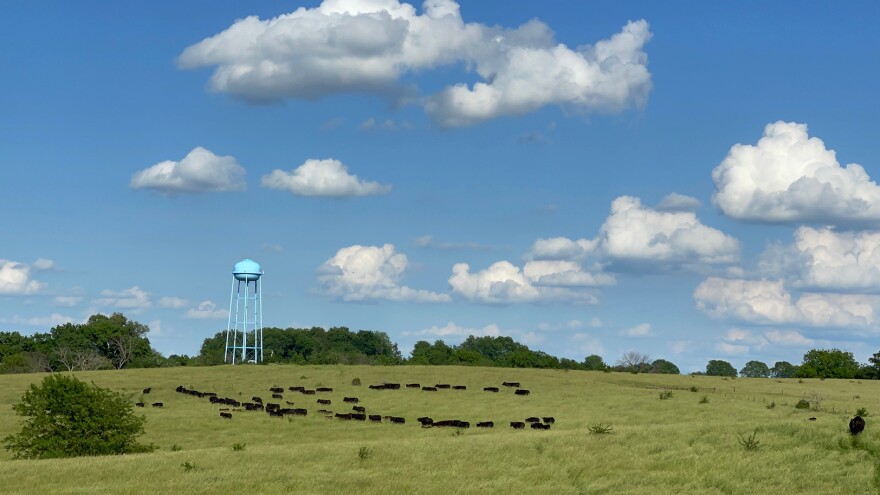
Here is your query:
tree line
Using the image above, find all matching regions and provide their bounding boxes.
[2,313,880,380]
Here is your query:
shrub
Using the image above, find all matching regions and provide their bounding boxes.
[170,444,182,452]
[795,399,810,409]
[659,390,673,400]
[699,395,709,404]
[3,374,152,459]
[588,423,613,435]
[358,446,373,461]
[232,442,246,451]
[181,461,196,472]
[689,386,698,393]
[766,401,776,409]
[737,429,761,451]
[857,407,869,417]
[351,378,362,386]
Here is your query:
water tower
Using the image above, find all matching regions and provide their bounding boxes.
[225,259,263,364]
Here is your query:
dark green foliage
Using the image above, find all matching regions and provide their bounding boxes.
[651,359,680,375]
[740,360,771,378]
[766,401,776,409]
[795,399,811,409]
[3,374,151,459]
[231,443,246,451]
[796,349,860,379]
[358,446,373,461]
[737,429,760,451]
[699,395,709,404]
[770,361,798,379]
[588,423,613,434]
[857,407,869,417]
[583,354,608,371]
[659,390,673,400]
[706,360,737,377]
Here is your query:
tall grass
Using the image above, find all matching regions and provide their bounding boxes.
[0,365,877,494]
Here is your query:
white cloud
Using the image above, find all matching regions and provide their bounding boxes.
[712,121,880,225]
[448,260,603,304]
[413,235,493,251]
[570,333,605,356]
[597,196,739,265]
[716,328,819,357]
[694,277,878,327]
[715,342,749,356]
[3,313,76,327]
[405,321,501,339]
[53,296,82,307]
[319,244,450,302]
[529,237,597,260]
[656,193,701,212]
[93,286,151,311]
[620,322,651,337]
[131,147,246,194]
[0,260,44,295]
[185,300,228,320]
[178,1,652,127]
[32,258,55,270]
[669,340,693,354]
[261,158,391,197]
[158,296,189,309]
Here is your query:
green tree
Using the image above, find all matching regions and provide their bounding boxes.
[706,359,737,377]
[797,348,860,379]
[3,374,152,458]
[740,360,770,378]
[770,361,798,378]
[651,359,680,374]
[583,354,607,371]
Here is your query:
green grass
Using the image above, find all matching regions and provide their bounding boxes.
[0,365,878,494]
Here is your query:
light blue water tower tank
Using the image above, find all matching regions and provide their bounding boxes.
[225,259,263,364]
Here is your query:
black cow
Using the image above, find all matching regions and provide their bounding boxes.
[850,416,866,435]
[352,405,366,413]
[389,416,405,424]
[318,409,333,415]
[453,385,467,390]
[352,413,367,421]
[220,412,233,419]
[515,389,531,396]
[316,387,333,392]
[336,413,352,420]
[151,402,163,407]
[343,397,359,403]
[289,386,305,392]
[483,387,499,392]
[510,421,526,429]
[252,396,263,403]
[317,399,331,405]
[435,384,451,389]
[369,415,382,422]
[502,382,520,388]
[422,386,438,392]
[417,417,433,427]
[531,423,550,430]
[135,402,145,407]
[476,421,494,428]
[142,387,152,394]
[266,403,281,411]
[272,393,283,399]
[292,408,308,416]
[269,387,284,393]
[525,417,540,423]
[303,390,316,395]
[543,417,555,424]
[406,383,420,388]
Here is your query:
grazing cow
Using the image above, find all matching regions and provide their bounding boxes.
[406,383,420,388]
[435,384,451,389]
[531,423,550,430]
[389,416,405,424]
[369,384,383,390]
[266,403,280,412]
[510,422,526,429]
[289,386,305,392]
[385,383,401,390]
[219,408,229,411]
[220,412,233,419]
[316,387,333,392]
[808,417,817,421]
[318,409,333,415]
[352,413,367,421]
[142,387,152,394]
[292,408,308,416]
[543,417,555,424]
[135,402,145,407]
[303,390,316,395]
[418,417,434,427]
[336,413,352,420]
[422,386,438,392]
[352,406,366,413]
[453,385,466,390]
[251,396,263,403]
[151,402,163,407]
[269,387,284,393]
[515,389,531,396]
[525,417,540,423]
[850,416,866,435]
[317,399,331,405]
[369,415,382,422]
[286,401,296,405]
[343,397,359,403]
[272,393,283,399]
[483,387,499,393]
[476,421,494,428]
[267,409,284,417]
[244,403,261,411]
[502,382,520,388]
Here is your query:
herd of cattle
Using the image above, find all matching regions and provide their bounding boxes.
[144,380,554,431]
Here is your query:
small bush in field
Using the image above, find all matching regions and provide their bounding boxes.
[588,424,613,435]
[857,407,869,417]
[699,395,709,404]
[351,378,362,386]
[232,442,246,451]
[737,429,761,451]
[659,390,673,400]
[795,399,810,409]
[766,401,776,409]
[358,446,373,461]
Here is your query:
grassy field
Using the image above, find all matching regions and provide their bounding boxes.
[0,365,878,494]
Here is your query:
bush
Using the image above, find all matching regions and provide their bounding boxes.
[659,390,673,400]
[795,399,811,409]
[351,377,361,386]
[699,395,709,404]
[2,374,152,459]
[737,429,761,451]
[588,423,613,435]
[857,407,869,417]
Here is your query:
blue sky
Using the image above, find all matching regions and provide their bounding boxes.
[2,1,879,372]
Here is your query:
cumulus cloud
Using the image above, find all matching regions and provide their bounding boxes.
[3,313,77,327]
[319,244,450,302]
[712,121,880,225]
[32,258,55,271]
[185,300,228,319]
[761,227,880,292]
[130,147,246,194]
[656,193,701,212]
[620,323,651,337]
[53,296,82,307]
[694,277,878,327]
[261,158,390,197]
[570,333,605,356]
[0,260,44,295]
[178,1,652,126]
[405,321,501,339]
[93,286,151,311]
[716,327,819,356]
[448,260,607,304]
[158,296,189,309]
[529,237,597,261]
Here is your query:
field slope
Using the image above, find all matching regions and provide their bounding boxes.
[0,365,878,494]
